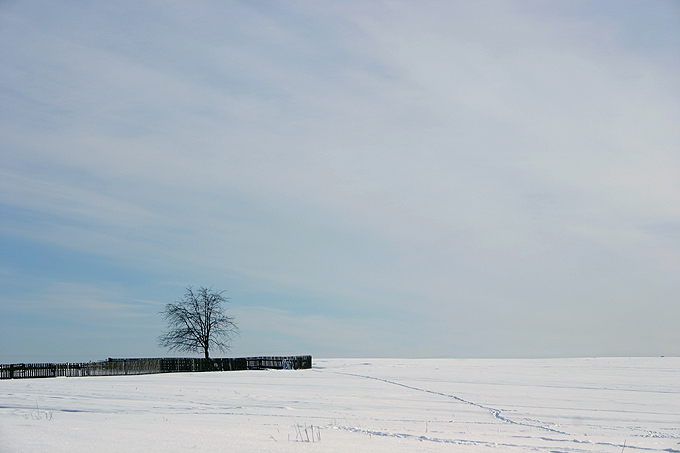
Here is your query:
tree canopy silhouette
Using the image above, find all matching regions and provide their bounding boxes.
[158,286,238,359]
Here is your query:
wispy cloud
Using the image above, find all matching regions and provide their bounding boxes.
[1,1,678,359]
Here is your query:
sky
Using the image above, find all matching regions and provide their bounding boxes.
[1,1,679,362]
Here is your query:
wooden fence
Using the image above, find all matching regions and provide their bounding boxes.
[0,355,312,379]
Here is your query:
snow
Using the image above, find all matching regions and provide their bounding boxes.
[1,357,678,452]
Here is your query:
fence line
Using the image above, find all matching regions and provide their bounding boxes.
[0,356,312,379]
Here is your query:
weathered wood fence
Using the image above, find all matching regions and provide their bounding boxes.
[0,356,312,379]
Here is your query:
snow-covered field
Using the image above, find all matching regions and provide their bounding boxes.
[1,358,678,452]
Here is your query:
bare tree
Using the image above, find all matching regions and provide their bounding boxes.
[158,286,238,359]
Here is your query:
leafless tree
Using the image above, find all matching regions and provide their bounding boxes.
[158,286,238,359]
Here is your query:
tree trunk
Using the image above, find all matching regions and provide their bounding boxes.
[204,348,210,360]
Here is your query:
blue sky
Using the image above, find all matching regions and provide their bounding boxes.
[1,1,679,362]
